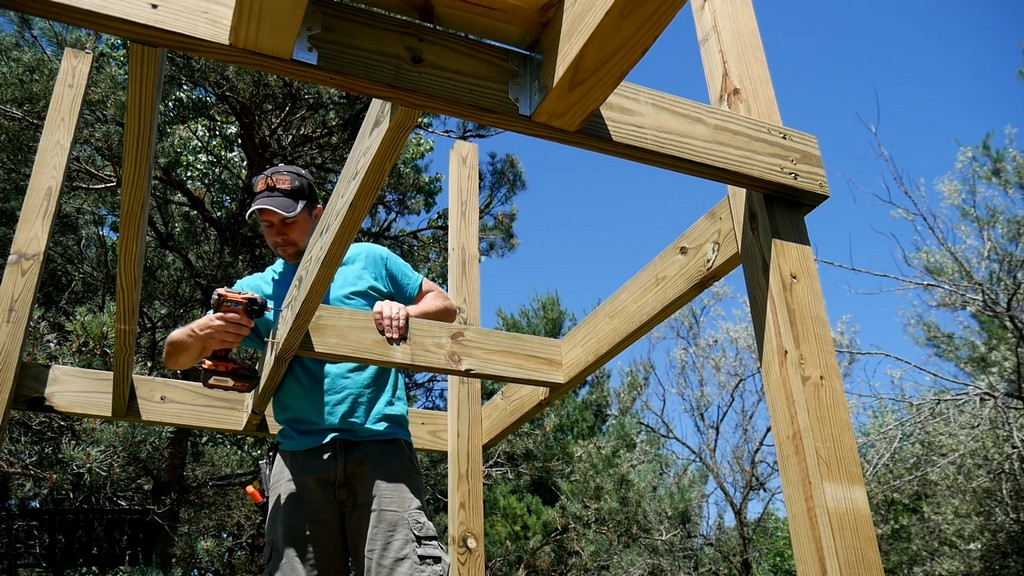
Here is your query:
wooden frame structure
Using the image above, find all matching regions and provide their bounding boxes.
[0,1,884,574]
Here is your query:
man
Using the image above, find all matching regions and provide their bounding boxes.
[163,164,455,575]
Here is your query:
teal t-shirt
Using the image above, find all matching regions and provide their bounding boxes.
[233,243,424,451]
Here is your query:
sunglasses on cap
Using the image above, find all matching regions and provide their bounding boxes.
[252,170,304,194]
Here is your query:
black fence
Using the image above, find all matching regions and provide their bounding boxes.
[0,507,157,573]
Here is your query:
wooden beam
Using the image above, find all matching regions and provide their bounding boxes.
[481,197,741,447]
[34,0,234,43]
[309,1,826,203]
[0,48,92,446]
[17,363,278,435]
[355,0,555,49]
[409,407,447,453]
[0,0,829,205]
[532,0,688,130]
[112,43,165,418]
[301,307,564,387]
[692,1,884,574]
[10,363,448,452]
[242,100,421,432]
[229,0,309,59]
[446,141,485,573]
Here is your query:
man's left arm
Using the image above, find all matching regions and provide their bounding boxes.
[373,278,457,341]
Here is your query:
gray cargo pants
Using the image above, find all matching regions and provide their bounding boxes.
[263,438,449,575]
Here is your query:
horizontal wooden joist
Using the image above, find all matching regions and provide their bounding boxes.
[302,306,565,388]
[0,0,829,204]
[12,363,449,453]
[355,0,555,50]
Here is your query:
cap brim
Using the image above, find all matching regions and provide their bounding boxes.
[246,198,306,219]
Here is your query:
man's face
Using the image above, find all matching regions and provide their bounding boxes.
[256,205,323,264]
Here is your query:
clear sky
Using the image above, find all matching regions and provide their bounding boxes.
[427,0,1023,375]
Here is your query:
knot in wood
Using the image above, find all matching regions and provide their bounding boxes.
[446,351,463,369]
[7,252,36,266]
[461,531,478,551]
[704,242,720,270]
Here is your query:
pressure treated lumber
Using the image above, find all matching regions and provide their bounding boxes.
[0,48,92,446]
[229,0,309,59]
[532,0,688,130]
[355,0,554,49]
[303,307,564,387]
[446,141,485,575]
[242,100,421,432]
[35,0,235,44]
[112,43,165,418]
[481,196,742,447]
[0,0,829,205]
[17,364,279,435]
[11,363,449,453]
[309,1,826,203]
[692,1,884,574]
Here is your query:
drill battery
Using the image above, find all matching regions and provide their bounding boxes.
[199,287,269,393]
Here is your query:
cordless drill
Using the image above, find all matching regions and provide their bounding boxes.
[199,287,269,393]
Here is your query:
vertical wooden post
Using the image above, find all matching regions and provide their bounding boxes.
[446,141,485,574]
[0,48,93,445]
[691,1,884,574]
[112,43,165,417]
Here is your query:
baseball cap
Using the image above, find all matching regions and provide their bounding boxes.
[245,165,319,219]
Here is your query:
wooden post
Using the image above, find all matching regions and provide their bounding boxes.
[0,48,92,445]
[691,1,884,573]
[112,43,165,417]
[446,141,485,574]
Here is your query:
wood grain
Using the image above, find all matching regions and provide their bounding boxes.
[0,49,92,445]
[0,0,828,205]
[229,0,309,59]
[301,307,564,387]
[46,0,233,44]
[693,1,884,573]
[532,0,688,129]
[113,43,165,417]
[446,141,485,573]
[11,363,448,452]
[355,0,555,49]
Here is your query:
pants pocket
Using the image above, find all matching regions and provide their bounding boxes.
[407,510,449,576]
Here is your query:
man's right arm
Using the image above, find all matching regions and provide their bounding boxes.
[162,313,254,370]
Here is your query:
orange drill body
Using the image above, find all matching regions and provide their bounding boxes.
[200,287,269,393]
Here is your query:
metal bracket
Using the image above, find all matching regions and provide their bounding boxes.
[292,6,323,65]
[508,51,546,116]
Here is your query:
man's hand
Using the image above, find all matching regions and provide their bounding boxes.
[373,300,408,342]
[163,312,254,370]
[371,279,457,344]
[200,312,254,353]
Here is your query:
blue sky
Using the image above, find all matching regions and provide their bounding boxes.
[428,0,1023,375]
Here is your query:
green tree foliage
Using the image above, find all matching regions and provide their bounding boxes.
[830,111,1024,572]
[0,12,524,572]
[622,283,796,576]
